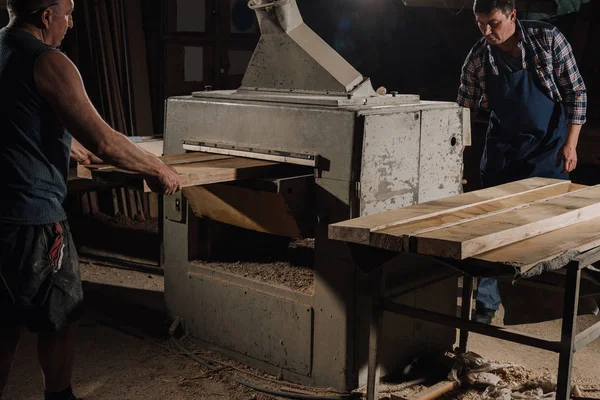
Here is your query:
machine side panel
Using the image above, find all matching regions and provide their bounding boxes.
[359,112,421,216]
[418,108,466,202]
[164,97,356,182]
[185,271,313,376]
[311,177,356,389]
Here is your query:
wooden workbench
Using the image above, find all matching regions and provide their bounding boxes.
[328,177,600,400]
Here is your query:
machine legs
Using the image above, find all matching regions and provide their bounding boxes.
[367,266,385,400]
[459,276,475,353]
[556,264,581,400]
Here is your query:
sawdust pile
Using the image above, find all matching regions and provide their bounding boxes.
[193,238,315,295]
[445,352,560,400]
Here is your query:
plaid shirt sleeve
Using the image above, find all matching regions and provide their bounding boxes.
[551,28,587,125]
[457,49,482,111]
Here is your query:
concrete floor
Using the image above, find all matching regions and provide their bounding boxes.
[3,263,599,399]
[3,264,275,400]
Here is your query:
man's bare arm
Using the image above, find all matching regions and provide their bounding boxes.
[70,137,103,165]
[556,123,581,173]
[34,50,180,193]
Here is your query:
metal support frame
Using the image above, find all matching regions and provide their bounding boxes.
[459,276,474,353]
[361,246,600,400]
[367,266,385,400]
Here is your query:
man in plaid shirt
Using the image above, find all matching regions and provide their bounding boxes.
[457,0,586,324]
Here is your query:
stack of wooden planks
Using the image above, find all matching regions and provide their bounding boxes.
[329,178,600,275]
[77,152,288,192]
[75,188,159,219]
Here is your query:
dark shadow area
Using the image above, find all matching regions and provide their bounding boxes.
[69,213,160,264]
[82,281,167,339]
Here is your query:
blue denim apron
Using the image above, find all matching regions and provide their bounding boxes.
[480,46,568,188]
[476,45,568,313]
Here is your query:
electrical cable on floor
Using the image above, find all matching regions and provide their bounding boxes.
[169,336,359,400]
[87,314,358,399]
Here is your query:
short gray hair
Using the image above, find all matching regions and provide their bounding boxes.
[7,0,60,17]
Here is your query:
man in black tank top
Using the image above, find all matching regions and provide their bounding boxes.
[0,1,182,399]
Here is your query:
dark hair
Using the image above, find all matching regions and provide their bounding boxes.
[7,0,60,17]
[473,0,516,15]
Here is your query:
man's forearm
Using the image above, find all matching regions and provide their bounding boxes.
[565,124,582,148]
[94,131,165,178]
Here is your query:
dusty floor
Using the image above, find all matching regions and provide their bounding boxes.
[3,263,599,399]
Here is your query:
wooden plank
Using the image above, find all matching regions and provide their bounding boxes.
[124,0,153,136]
[141,192,150,216]
[93,157,282,192]
[403,380,458,400]
[148,193,159,218]
[159,152,233,166]
[112,189,120,216]
[127,189,137,217]
[89,192,100,214]
[184,184,302,237]
[574,320,600,352]
[120,187,129,217]
[328,178,569,245]
[135,191,146,220]
[76,153,234,179]
[473,215,600,273]
[76,164,113,179]
[81,192,90,215]
[370,183,584,252]
[414,185,600,260]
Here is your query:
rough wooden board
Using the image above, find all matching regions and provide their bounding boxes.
[76,152,234,179]
[93,157,281,192]
[76,164,114,179]
[402,380,458,400]
[328,178,569,245]
[184,184,302,238]
[415,185,600,260]
[159,152,233,165]
[370,183,583,252]
[472,216,600,273]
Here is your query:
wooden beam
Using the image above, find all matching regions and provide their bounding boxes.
[328,178,569,245]
[76,153,234,179]
[415,185,600,259]
[92,157,284,192]
[473,215,600,274]
[124,0,154,136]
[184,184,303,237]
[370,182,578,252]
[574,320,600,352]
[402,380,458,400]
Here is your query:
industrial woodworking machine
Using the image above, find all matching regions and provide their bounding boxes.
[162,0,471,391]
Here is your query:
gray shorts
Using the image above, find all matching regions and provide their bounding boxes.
[0,220,84,332]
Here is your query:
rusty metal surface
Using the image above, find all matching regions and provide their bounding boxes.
[359,112,421,216]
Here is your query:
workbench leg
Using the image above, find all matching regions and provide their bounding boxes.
[459,275,475,353]
[556,263,581,400]
[367,266,385,400]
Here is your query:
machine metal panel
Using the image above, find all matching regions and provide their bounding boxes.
[185,270,313,376]
[418,108,467,203]
[359,112,422,216]
[165,97,357,182]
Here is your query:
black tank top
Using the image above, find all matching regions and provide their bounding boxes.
[0,27,72,224]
